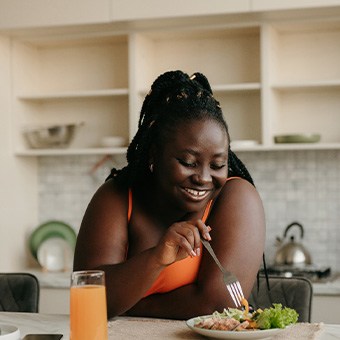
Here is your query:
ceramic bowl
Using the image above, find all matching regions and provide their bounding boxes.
[100,136,126,148]
[23,122,84,149]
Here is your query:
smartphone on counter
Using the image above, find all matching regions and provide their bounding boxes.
[23,335,63,340]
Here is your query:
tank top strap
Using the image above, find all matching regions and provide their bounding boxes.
[202,200,213,223]
[128,188,133,223]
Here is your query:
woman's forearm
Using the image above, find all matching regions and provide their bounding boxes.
[125,282,229,320]
[97,247,166,318]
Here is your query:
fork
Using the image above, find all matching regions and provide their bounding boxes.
[200,237,244,308]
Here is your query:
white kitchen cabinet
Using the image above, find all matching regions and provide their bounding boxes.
[312,295,340,323]
[111,0,250,22]
[252,0,340,12]
[0,0,111,29]
[39,287,70,314]
[6,8,340,156]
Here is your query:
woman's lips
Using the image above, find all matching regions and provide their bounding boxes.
[182,187,211,201]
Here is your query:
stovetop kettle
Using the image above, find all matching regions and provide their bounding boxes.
[274,221,312,266]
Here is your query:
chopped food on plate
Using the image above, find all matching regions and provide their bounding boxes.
[194,302,299,332]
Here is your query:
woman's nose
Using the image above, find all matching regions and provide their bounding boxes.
[191,167,211,184]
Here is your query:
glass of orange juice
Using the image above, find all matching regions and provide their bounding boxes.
[70,270,108,340]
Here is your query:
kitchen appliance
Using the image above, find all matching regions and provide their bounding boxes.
[264,222,331,282]
[274,221,312,266]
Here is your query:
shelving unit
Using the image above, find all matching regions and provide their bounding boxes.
[263,20,340,147]
[131,26,262,144]
[12,34,130,155]
[8,14,340,156]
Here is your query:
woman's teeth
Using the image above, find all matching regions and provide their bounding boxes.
[185,188,207,197]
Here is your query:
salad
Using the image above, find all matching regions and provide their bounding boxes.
[194,302,299,331]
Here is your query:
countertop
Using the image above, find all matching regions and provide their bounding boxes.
[23,269,71,288]
[313,275,340,295]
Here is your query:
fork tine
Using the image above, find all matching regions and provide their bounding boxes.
[226,284,240,307]
[227,281,245,308]
[235,281,245,300]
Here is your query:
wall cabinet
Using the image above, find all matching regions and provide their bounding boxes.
[111,0,250,22]
[0,0,111,29]
[7,11,340,156]
[252,0,340,11]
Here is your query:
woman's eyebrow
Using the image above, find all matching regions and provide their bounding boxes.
[180,148,228,158]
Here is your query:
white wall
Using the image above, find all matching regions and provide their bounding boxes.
[0,35,38,271]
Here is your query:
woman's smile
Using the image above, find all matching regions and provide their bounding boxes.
[181,186,211,202]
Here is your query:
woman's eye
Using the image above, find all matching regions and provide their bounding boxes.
[211,164,226,170]
[177,159,196,167]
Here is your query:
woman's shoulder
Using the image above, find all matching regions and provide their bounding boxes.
[215,177,263,211]
[89,178,129,213]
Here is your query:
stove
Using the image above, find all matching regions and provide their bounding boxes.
[260,265,331,282]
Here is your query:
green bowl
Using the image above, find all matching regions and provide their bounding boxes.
[29,220,77,260]
[274,134,321,144]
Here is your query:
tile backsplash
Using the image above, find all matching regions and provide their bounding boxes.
[39,150,340,272]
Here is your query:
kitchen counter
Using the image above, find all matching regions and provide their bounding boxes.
[21,269,71,314]
[313,276,340,295]
[24,269,71,288]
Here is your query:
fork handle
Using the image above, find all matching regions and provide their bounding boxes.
[200,237,226,274]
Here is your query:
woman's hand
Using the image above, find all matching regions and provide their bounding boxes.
[153,219,211,266]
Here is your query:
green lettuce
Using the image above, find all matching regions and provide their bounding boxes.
[255,303,299,329]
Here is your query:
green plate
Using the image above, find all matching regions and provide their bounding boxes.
[274,134,321,143]
[29,220,77,260]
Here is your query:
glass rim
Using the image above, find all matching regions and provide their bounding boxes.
[71,270,104,278]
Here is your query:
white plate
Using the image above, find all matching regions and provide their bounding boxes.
[37,237,74,272]
[0,324,20,340]
[230,140,259,148]
[186,316,285,339]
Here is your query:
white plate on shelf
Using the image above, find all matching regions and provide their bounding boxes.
[37,237,74,272]
[0,324,20,340]
[186,316,285,339]
[230,140,259,148]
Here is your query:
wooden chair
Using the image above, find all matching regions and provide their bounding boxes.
[248,275,313,322]
[0,273,40,312]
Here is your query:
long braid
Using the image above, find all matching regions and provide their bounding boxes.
[107,70,255,188]
[228,149,254,186]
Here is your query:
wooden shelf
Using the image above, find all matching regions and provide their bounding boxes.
[271,80,340,91]
[18,89,129,101]
[14,147,128,156]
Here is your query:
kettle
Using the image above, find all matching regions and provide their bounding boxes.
[274,222,312,267]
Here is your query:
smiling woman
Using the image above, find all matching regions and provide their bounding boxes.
[73,70,266,320]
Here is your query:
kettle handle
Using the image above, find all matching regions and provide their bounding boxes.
[283,221,304,239]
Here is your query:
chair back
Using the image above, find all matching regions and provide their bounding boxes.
[0,273,40,312]
[248,275,313,322]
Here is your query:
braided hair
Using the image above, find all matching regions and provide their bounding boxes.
[107,70,254,187]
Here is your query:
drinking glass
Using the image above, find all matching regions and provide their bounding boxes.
[70,270,108,340]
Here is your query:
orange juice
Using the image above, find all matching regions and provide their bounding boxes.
[70,285,108,340]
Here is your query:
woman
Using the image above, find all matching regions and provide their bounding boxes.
[73,70,265,320]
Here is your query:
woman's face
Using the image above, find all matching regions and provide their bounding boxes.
[153,118,229,213]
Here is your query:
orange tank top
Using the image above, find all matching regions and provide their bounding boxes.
[127,177,239,297]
